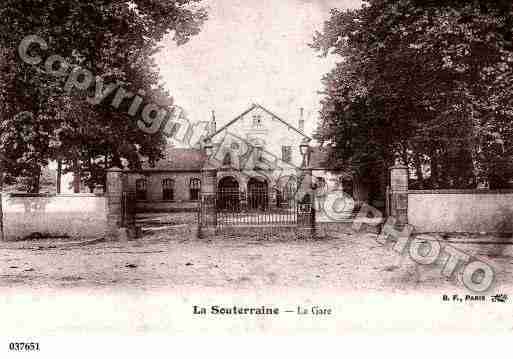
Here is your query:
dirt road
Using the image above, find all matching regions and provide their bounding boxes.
[1,231,511,294]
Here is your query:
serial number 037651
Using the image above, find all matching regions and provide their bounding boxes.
[9,342,40,351]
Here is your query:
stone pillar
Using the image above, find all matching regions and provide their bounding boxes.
[300,169,314,200]
[239,177,248,210]
[0,170,3,242]
[106,167,127,240]
[0,191,3,242]
[197,167,218,238]
[201,168,217,195]
[298,168,316,237]
[389,165,409,225]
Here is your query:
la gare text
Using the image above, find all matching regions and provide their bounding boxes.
[193,305,332,316]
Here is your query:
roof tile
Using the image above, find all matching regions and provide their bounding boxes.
[142,148,207,171]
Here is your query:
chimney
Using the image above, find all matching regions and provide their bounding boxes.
[298,107,305,132]
[211,110,216,134]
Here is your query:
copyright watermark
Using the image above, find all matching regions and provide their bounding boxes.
[18,34,209,148]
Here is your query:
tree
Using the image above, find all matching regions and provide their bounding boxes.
[0,0,207,192]
[311,0,513,192]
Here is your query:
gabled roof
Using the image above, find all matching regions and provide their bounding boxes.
[204,103,312,141]
[141,148,206,172]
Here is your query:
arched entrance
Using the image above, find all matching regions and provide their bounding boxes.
[248,177,268,210]
[217,176,239,211]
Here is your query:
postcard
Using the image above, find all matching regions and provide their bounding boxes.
[1,0,512,356]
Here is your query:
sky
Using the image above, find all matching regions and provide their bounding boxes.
[155,0,361,138]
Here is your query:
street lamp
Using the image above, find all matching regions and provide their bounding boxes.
[299,141,310,168]
[298,140,315,237]
[204,139,213,158]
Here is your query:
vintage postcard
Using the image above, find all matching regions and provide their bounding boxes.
[1,0,513,354]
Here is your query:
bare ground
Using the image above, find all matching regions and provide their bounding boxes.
[1,230,512,294]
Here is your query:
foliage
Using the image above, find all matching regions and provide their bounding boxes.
[0,0,207,192]
[312,0,513,190]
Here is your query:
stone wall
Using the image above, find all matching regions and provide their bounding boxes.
[2,193,108,240]
[408,190,513,233]
[387,166,513,234]
[136,201,198,213]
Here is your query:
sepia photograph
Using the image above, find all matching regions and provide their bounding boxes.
[1,0,513,353]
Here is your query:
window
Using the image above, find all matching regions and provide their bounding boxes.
[162,178,174,201]
[282,146,292,163]
[316,177,327,190]
[190,178,201,201]
[252,114,262,127]
[135,178,147,201]
[222,152,232,166]
[315,177,327,195]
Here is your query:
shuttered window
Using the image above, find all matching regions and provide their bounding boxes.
[135,179,147,201]
[282,146,292,163]
[190,178,201,201]
[162,178,174,201]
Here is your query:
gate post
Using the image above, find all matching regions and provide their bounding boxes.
[298,166,316,238]
[198,165,218,238]
[0,167,3,242]
[389,165,409,225]
[106,167,128,240]
[301,168,316,238]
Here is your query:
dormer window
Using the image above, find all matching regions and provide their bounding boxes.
[252,114,262,127]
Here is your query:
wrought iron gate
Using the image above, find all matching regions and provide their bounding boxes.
[198,188,315,235]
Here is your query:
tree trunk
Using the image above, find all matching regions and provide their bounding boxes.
[56,159,62,194]
[73,158,80,193]
[88,157,94,193]
[430,150,438,188]
[111,152,122,168]
[414,153,424,189]
[30,166,41,193]
[352,172,361,204]
[441,149,451,188]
